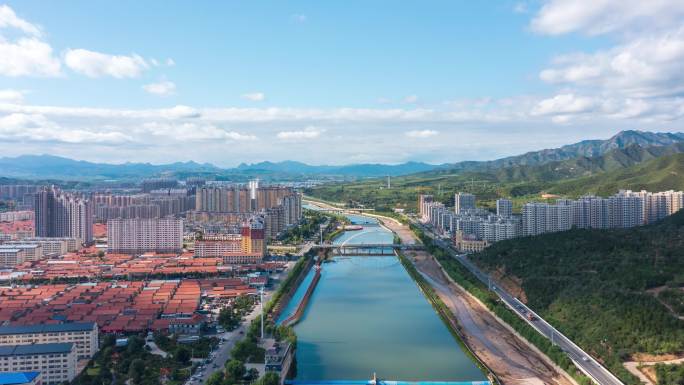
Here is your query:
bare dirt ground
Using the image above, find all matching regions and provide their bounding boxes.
[624,354,684,385]
[407,249,576,385]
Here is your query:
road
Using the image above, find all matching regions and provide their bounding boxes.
[412,220,624,385]
[188,267,288,385]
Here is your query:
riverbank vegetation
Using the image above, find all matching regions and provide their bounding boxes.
[467,211,684,384]
[410,225,595,385]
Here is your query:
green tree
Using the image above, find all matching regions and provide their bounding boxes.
[127,359,145,385]
[206,371,224,385]
[225,360,246,383]
[254,373,279,385]
[174,346,191,364]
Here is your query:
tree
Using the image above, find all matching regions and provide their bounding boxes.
[225,360,246,383]
[254,373,279,385]
[246,368,260,382]
[206,372,224,385]
[174,346,191,365]
[127,359,145,385]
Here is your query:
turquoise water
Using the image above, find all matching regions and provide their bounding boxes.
[281,212,485,382]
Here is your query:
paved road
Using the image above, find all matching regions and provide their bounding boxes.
[188,269,286,385]
[412,220,624,385]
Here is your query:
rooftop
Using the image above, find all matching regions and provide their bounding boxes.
[0,322,96,335]
[0,343,73,356]
[0,372,40,385]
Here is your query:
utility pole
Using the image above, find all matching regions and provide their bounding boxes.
[260,287,264,340]
[387,175,391,189]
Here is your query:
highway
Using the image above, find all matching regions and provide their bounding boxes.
[412,221,624,385]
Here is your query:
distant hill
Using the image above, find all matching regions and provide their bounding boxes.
[0,155,221,180]
[423,130,684,175]
[0,155,441,181]
[236,160,440,177]
[471,211,684,383]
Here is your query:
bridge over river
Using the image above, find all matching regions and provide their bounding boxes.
[311,243,425,256]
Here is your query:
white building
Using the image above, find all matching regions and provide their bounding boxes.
[522,202,572,236]
[107,218,183,254]
[0,343,76,385]
[0,322,99,360]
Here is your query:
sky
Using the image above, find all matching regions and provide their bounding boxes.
[0,0,683,166]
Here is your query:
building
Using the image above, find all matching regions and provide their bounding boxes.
[195,222,266,264]
[522,202,572,236]
[496,199,512,218]
[107,218,183,254]
[264,340,293,384]
[20,238,79,253]
[0,245,42,262]
[0,249,25,267]
[33,187,93,245]
[0,372,42,385]
[0,323,98,360]
[418,194,434,220]
[454,193,475,214]
[141,178,177,193]
[0,212,33,223]
[0,343,76,385]
[453,231,489,253]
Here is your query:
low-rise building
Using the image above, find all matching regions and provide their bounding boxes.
[0,249,25,267]
[0,323,99,359]
[264,340,293,384]
[0,343,76,385]
[0,371,42,385]
[453,231,489,253]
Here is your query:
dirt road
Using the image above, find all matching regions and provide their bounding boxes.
[409,250,575,385]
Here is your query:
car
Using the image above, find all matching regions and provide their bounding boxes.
[582,356,589,362]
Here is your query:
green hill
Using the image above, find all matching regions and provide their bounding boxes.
[549,152,684,196]
[471,211,684,384]
[306,143,684,211]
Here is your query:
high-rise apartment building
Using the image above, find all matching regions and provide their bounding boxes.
[418,194,434,219]
[454,193,476,214]
[33,187,93,245]
[522,202,572,236]
[496,199,512,217]
[107,218,183,254]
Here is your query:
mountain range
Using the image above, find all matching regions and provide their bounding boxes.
[0,130,682,181]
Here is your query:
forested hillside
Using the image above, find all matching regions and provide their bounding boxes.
[471,211,684,384]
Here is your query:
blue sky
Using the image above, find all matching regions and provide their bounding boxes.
[0,1,683,166]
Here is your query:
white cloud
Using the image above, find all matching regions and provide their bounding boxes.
[166,58,175,66]
[143,81,176,97]
[277,127,321,140]
[0,113,132,144]
[531,93,598,116]
[0,37,62,77]
[405,129,438,138]
[540,29,684,98]
[0,89,24,104]
[0,5,41,36]
[241,92,265,101]
[142,122,256,142]
[531,0,684,36]
[64,49,149,78]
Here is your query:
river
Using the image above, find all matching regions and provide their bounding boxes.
[278,211,485,382]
